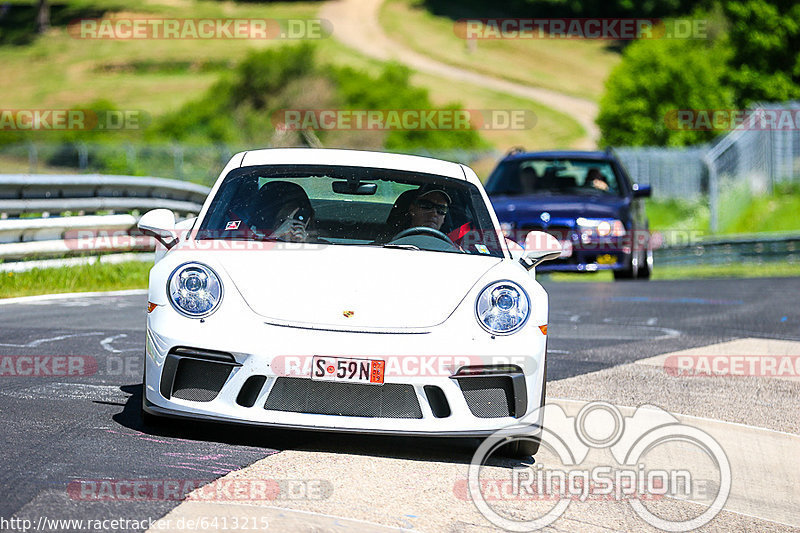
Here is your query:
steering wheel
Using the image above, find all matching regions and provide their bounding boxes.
[390,226,456,247]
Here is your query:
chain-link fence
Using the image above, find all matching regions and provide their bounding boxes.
[705,102,800,232]
[616,101,800,232]
[615,146,708,200]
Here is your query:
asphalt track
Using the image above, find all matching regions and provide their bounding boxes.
[0,277,798,531]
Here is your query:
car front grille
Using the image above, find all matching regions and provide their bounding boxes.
[457,376,514,418]
[264,377,423,419]
[171,358,233,402]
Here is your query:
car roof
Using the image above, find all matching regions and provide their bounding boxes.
[503,150,614,162]
[238,148,468,181]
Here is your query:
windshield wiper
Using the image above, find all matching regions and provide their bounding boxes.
[382,244,420,251]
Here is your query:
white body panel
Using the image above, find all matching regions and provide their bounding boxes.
[143,149,549,437]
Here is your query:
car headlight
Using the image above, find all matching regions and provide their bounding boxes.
[168,263,223,318]
[475,281,530,335]
[577,217,625,238]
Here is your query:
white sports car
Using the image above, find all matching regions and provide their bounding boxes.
[138,148,560,456]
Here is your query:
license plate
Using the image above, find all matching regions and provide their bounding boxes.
[597,253,616,265]
[311,356,385,385]
[559,240,573,258]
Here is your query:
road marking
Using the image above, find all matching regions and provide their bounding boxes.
[1,383,122,401]
[100,333,139,353]
[0,331,105,348]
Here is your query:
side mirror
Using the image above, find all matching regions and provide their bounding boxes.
[505,237,524,261]
[138,209,178,249]
[519,231,561,270]
[632,184,651,198]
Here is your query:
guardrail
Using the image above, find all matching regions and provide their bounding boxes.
[0,174,210,267]
[0,174,210,217]
[654,233,800,266]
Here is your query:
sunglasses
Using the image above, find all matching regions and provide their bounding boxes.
[415,199,449,216]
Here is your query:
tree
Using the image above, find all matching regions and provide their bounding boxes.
[721,0,800,104]
[597,36,735,146]
[36,0,49,33]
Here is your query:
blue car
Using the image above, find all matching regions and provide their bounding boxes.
[486,149,653,280]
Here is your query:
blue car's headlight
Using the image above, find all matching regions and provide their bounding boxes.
[475,281,530,335]
[577,217,625,237]
[167,263,223,318]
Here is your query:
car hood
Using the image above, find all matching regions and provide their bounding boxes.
[490,194,628,222]
[218,245,501,330]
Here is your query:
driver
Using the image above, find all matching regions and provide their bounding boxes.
[406,188,451,230]
[376,185,454,244]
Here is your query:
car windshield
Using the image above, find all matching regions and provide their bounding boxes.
[486,159,622,197]
[196,164,504,258]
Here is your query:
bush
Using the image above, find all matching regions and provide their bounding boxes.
[597,35,734,146]
[153,44,487,151]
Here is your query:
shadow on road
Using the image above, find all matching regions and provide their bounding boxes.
[112,383,533,468]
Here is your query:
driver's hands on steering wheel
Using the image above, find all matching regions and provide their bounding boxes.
[389,226,465,252]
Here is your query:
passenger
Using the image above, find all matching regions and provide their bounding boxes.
[250,181,314,242]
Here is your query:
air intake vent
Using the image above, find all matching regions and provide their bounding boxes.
[457,376,514,418]
[236,375,267,407]
[264,378,422,418]
[171,358,233,402]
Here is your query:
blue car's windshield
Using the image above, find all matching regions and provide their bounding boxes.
[196,164,504,258]
[486,159,622,197]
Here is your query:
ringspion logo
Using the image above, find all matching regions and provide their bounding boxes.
[469,401,730,531]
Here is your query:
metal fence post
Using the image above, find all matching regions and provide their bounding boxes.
[27,142,37,173]
[705,152,718,234]
[77,142,89,171]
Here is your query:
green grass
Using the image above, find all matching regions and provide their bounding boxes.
[541,261,800,282]
[316,37,586,159]
[724,192,800,234]
[0,260,150,298]
[0,1,322,114]
[379,0,620,102]
[645,191,800,238]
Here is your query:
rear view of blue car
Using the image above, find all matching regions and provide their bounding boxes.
[486,148,653,280]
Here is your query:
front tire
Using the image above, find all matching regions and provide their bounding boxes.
[613,251,639,281]
[499,365,546,458]
[499,435,541,458]
[637,246,653,280]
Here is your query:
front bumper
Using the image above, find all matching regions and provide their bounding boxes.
[144,314,547,437]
